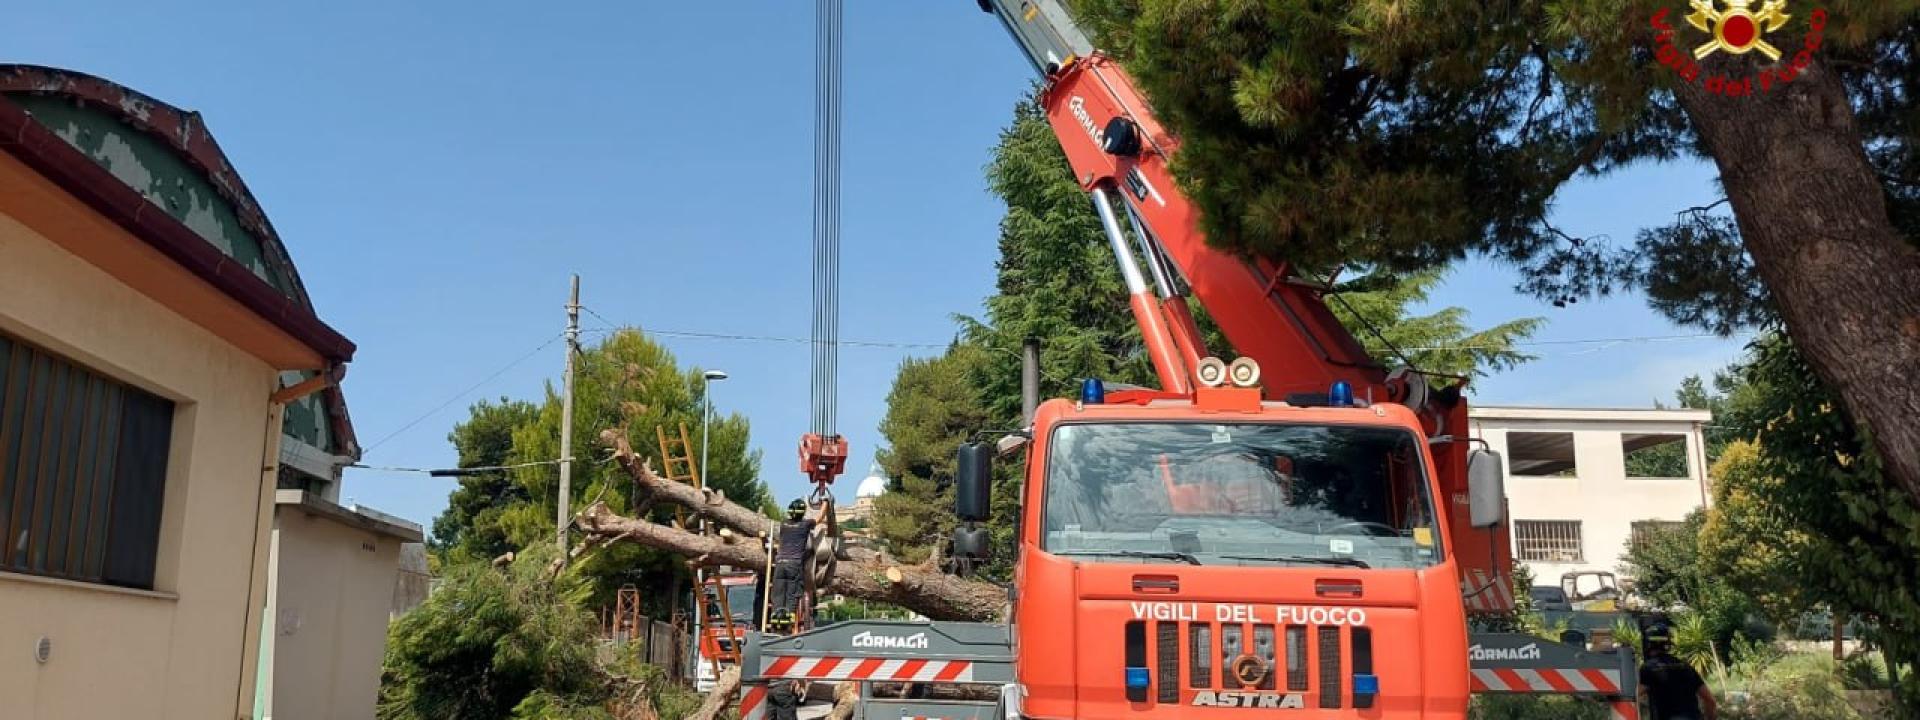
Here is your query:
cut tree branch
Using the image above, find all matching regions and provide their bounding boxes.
[601,429,777,537]
[685,668,740,720]
[576,502,1005,622]
[576,428,1008,623]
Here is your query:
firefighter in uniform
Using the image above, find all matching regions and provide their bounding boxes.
[767,498,816,633]
[1638,621,1719,720]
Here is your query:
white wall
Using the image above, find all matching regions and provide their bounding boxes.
[1469,410,1711,588]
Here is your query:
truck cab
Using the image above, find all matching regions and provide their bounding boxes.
[957,378,1504,719]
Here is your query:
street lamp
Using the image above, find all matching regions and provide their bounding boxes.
[700,370,728,497]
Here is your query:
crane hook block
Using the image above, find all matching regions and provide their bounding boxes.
[799,433,849,486]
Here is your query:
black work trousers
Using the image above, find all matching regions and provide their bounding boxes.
[770,559,805,616]
[768,681,801,720]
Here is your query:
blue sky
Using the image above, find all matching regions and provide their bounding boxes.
[6,2,1747,528]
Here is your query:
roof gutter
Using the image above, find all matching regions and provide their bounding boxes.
[0,99,355,366]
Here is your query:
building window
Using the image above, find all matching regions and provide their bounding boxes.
[1623,434,1691,478]
[1630,520,1688,550]
[1507,432,1578,477]
[1514,520,1584,563]
[0,331,173,589]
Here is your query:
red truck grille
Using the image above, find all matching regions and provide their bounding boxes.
[1133,619,1374,709]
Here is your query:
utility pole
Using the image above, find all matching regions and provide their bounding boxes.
[557,274,580,556]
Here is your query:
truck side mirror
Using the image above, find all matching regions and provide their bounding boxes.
[952,525,990,564]
[1468,448,1506,529]
[956,442,993,522]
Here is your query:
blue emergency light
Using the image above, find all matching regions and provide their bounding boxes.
[1353,673,1379,696]
[1330,380,1353,407]
[1081,377,1106,404]
[1124,667,1151,690]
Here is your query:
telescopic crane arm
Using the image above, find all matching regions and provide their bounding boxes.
[976,0,1511,611]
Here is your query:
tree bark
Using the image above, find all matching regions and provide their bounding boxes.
[576,502,1005,622]
[601,429,780,538]
[686,667,741,720]
[827,682,860,720]
[579,429,1007,622]
[1671,54,1920,503]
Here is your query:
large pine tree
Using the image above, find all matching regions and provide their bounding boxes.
[1067,0,1920,508]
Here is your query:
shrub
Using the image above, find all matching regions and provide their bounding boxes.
[380,548,609,720]
[1716,653,1865,720]
[1469,695,1609,720]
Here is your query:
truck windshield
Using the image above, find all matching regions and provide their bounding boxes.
[1042,422,1443,569]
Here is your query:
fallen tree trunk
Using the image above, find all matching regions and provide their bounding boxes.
[576,501,1004,622]
[581,428,1006,622]
[685,667,740,720]
[827,681,860,720]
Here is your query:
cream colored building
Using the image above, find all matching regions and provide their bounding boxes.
[256,492,422,720]
[1468,405,1713,590]
[0,65,363,719]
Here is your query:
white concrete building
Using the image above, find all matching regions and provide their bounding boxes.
[1468,406,1713,590]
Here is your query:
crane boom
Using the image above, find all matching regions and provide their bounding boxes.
[976,0,1512,612]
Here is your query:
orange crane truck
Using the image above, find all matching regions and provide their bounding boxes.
[735,3,1642,718]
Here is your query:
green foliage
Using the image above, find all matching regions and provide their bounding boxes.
[1468,695,1609,720]
[1066,0,1920,334]
[872,346,989,563]
[379,548,607,720]
[875,345,991,494]
[1620,510,1771,659]
[1326,269,1544,379]
[1719,334,1920,707]
[1840,652,1893,691]
[817,599,914,623]
[433,398,542,559]
[1622,439,1688,479]
[1612,617,1642,657]
[1698,441,1809,622]
[871,473,955,565]
[1642,333,1920,710]
[1715,653,1866,720]
[429,328,770,611]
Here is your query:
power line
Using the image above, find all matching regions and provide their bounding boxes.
[1369,332,1744,354]
[347,453,620,478]
[350,457,572,476]
[361,331,567,454]
[582,311,1737,356]
[577,307,949,350]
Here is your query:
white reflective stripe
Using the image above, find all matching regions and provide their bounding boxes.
[821,660,856,680]
[1493,577,1515,609]
[1512,669,1554,691]
[1560,669,1600,693]
[909,661,946,682]
[1471,669,1509,691]
[871,658,909,679]
[787,657,825,678]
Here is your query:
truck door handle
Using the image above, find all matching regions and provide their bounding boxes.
[1315,579,1363,598]
[1133,575,1180,593]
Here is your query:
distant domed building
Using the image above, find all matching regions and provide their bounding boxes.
[842,464,888,525]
